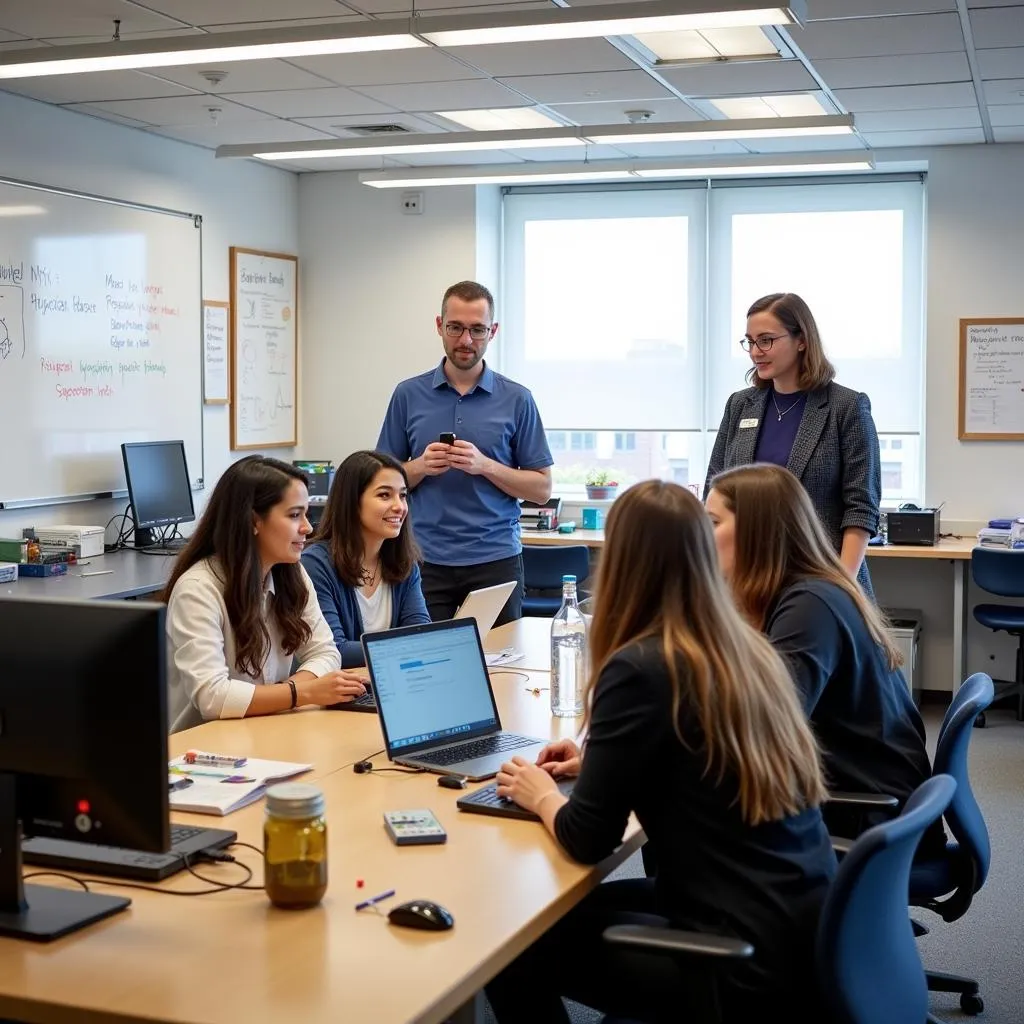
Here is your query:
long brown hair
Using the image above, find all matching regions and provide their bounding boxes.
[310,450,420,586]
[585,480,826,826]
[745,292,836,392]
[710,463,901,669]
[162,455,313,676]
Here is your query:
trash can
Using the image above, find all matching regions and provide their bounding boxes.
[885,608,922,704]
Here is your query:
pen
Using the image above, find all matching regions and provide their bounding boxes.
[169,766,254,783]
[355,888,396,912]
[79,570,114,577]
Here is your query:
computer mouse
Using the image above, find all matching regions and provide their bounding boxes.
[387,900,454,931]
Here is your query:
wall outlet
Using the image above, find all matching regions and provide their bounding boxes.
[400,190,424,215]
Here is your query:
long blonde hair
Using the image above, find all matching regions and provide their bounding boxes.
[710,464,901,669]
[585,480,826,826]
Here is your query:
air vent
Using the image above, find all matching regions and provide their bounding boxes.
[337,124,412,136]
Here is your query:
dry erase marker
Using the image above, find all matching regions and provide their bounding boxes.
[184,750,248,768]
[79,570,114,577]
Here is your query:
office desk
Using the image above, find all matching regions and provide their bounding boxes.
[487,616,554,673]
[0,548,173,601]
[523,533,977,692]
[0,672,642,1024]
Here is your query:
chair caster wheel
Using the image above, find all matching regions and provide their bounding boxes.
[973,712,986,729]
[960,992,984,1015]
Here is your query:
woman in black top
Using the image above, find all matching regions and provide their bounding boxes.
[487,481,836,1024]
[706,463,942,853]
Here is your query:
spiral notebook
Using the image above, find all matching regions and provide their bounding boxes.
[168,755,312,816]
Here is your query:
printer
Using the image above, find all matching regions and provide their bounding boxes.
[886,504,941,546]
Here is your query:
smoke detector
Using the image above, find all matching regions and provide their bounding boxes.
[624,109,655,123]
[207,107,222,125]
[199,69,229,88]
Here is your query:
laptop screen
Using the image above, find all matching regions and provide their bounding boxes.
[363,620,500,755]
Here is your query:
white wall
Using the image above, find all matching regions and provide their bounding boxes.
[0,89,298,540]
[297,173,484,461]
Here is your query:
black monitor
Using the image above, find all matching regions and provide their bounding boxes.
[0,596,169,940]
[121,440,196,553]
[292,460,333,500]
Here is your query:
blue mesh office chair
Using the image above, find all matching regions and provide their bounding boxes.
[521,544,590,617]
[907,671,994,1017]
[604,775,957,1024]
[970,547,1024,723]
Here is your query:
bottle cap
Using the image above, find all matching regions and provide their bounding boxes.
[266,782,325,819]
[562,574,577,583]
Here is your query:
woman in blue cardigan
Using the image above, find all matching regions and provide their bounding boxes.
[302,450,430,667]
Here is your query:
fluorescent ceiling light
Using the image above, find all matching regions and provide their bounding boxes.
[359,151,873,187]
[586,114,853,145]
[634,25,777,61]
[0,23,425,79]
[421,0,805,47]
[436,108,564,131]
[0,205,46,217]
[711,93,828,119]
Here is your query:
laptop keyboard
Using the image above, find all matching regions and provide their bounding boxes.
[170,824,207,845]
[350,691,376,708]
[416,734,537,767]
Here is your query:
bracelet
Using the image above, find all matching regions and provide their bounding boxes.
[536,790,565,815]
[286,678,297,709]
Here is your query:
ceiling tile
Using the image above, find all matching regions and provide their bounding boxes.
[446,39,635,77]
[221,86,399,117]
[199,16,364,32]
[549,97,701,124]
[993,125,1024,140]
[983,77,1024,103]
[293,113,446,135]
[796,13,965,58]
[854,106,982,130]
[289,48,484,87]
[807,0,954,16]
[355,77,533,110]
[37,28,203,44]
[657,58,817,96]
[153,59,337,93]
[65,94,271,126]
[509,143,626,160]
[285,155,389,172]
[135,1,358,25]
[969,7,1024,49]
[743,134,870,153]
[0,0,184,38]
[977,47,1024,79]
[496,69,672,105]
[342,0,540,10]
[412,1,551,11]
[604,139,749,158]
[862,126,985,145]
[0,70,199,104]
[988,102,1024,125]
[815,51,971,89]
[835,81,977,111]
[72,108,157,129]
[150,118,336,148]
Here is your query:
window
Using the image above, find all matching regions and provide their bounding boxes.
[547,431,567,451]
[503,179,925,503]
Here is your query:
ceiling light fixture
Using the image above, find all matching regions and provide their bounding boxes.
[420,0,806,47]
[217,114,853,162]
[359,151,874,188]
[435,108,565,131]
[710,93,828,119]
[632,24,779,62]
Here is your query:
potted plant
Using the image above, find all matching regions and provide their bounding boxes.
[585,469,619,501]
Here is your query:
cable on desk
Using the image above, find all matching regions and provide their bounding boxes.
[490,670,532,683]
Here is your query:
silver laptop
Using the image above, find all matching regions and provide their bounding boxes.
[453,580,517,637]
[361,619,546,781]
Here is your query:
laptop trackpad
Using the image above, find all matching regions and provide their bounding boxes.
[454,742,546,781]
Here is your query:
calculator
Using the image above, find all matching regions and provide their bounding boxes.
[383,809,448,846]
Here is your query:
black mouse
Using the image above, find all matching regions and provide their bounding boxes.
[387,900,454,931]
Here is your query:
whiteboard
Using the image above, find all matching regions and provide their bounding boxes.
[958,318,1024,440]
[229,247,297,449]
[0,176,203,508]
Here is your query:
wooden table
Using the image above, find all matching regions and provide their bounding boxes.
[0,671,641,1024]
[523,532,978,692]
[486,616,555,674]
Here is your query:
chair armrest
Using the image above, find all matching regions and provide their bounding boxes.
[827,790,900,810]
[604,924,754,961]
[911,918,929,938]
[831,836,854,857]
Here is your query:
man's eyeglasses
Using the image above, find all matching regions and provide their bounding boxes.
[445,322,492,341]
[739,333,789,353]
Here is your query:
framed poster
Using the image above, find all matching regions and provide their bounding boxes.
[958,318,1024,440]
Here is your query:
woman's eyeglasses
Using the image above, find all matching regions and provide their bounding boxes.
[739,333,789,353]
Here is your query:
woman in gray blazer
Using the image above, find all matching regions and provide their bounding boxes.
[705,292,881,594]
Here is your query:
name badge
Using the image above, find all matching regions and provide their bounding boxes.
[739,418,759,429]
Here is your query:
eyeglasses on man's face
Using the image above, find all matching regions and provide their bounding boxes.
[444,322,492,342]
[739,333,790,353]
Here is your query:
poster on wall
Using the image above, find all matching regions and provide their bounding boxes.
[958,317,1024,441]
[202,300,230,404]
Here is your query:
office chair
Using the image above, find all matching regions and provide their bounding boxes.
[521,544,590,617]
[906,671,994,1017]
[970,546,1024,724]
[603,775,957,1024]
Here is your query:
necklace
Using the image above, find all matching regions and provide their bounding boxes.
[358,561,379,588]
[772,392,804,422]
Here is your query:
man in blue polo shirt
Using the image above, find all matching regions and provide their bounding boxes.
[377,280,553,625]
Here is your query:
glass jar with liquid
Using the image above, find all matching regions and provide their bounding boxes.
[263,782,328,909]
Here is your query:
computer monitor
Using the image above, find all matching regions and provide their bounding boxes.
[0,596,169,940]
[121,440,196,552]
[292,460,333,500]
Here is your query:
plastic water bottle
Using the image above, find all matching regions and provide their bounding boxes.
[550,574,586,718]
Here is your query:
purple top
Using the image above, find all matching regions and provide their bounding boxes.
[754,389,808,467]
